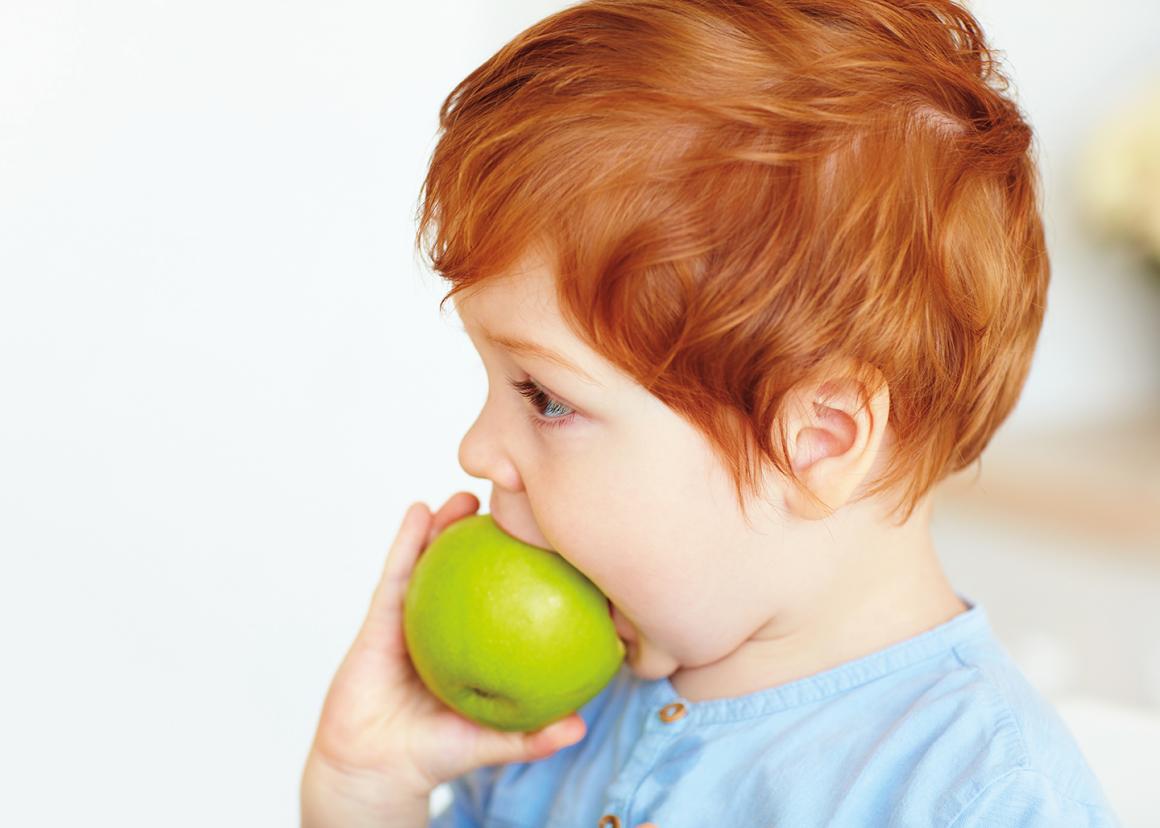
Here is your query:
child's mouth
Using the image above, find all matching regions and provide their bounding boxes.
[609,603,636,644]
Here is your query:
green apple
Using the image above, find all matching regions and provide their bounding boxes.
[402,513,625,732]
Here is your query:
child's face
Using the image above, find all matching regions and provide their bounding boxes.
[453,248,827,684]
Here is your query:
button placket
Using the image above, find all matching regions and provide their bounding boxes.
[602,694,692,821]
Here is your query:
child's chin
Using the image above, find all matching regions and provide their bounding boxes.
[622,645,673,682]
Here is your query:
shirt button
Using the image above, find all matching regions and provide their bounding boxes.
[597,816,621,827]
[658,702,687,723]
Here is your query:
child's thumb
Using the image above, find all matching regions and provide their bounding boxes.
[469,714,587,769]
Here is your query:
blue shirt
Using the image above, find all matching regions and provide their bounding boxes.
[430,596,1120,827]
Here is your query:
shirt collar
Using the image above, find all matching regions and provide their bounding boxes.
[645,594,990,724]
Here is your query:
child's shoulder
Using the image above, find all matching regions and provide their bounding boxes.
[798,607,1121,825]
[934,628,1120,824]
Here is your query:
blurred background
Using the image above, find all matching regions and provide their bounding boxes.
[1,1,1156,825]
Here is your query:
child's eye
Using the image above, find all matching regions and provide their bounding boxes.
[507,377,577,430]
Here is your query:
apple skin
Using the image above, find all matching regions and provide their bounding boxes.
[402,513,626,732]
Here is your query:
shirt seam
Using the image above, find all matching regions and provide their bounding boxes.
[947,644,1112,817]
[945,766,1116,826]
[950,642,1033,768]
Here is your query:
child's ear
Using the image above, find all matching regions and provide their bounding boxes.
[781,363,890,520]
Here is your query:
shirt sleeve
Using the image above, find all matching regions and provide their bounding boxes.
[948,768,1122,828]
[428,767,501,828]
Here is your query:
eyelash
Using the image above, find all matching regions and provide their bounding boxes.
[507,377,578,430]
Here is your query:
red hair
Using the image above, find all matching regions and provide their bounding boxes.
[414,0,1048,526]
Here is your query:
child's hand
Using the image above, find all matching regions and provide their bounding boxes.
[302,492,588,811]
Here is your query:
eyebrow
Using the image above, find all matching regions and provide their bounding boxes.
[474,325,599,385]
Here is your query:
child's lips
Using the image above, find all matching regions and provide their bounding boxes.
[609,603,636,643]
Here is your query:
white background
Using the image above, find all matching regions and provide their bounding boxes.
[1,1,1158,826]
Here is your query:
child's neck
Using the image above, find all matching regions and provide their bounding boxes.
[670,503,968,704]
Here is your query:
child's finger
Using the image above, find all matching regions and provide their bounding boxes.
[354,493,479,655]
[425,491,481,547]
[381,501,433,582]
[464,713,588,773]
[354,501,433,651]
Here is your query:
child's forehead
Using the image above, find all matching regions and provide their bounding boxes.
[454,274,608,388]
[455,251,555,316]
[456,277,539,322]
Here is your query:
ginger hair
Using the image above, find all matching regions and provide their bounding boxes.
[413,0,1048,526]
